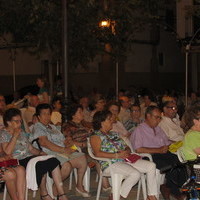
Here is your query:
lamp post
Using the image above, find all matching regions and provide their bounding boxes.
[99,19,118,100]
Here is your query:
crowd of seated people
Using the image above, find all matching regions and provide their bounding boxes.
[1,85,200,200]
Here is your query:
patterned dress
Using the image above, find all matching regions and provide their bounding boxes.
[94,130,127,171]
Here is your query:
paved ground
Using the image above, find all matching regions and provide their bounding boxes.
[0,169,164,200]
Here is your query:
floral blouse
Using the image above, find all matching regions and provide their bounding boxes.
[0,129,32,160]
[94,130,127,170]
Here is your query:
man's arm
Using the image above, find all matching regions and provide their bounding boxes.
[136,146,168,154]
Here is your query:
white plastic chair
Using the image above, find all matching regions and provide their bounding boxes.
[69,166,91,192]
[87,138,147,200]
[68,145,91,192]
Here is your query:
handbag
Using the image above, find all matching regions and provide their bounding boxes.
[0,159,19,168]
[124,154,141,163]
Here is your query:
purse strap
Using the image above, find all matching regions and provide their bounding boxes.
[101,131,121,151]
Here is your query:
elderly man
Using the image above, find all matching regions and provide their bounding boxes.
[130,106,186,200]
[22,95,39,126]
[159,101,184,142]
[118,96,132,124]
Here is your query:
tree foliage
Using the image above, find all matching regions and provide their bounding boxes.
[0,0,167,67]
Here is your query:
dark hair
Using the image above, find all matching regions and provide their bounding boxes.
[130,104,141,111]
[66,104,82,121]
[106,101,120,111]
[3,108,21,127]
[51,96,62,108]
[36,103,52,116]
[93,110,112,130]
[145,105,160,118]
[161,101,176,111]
[182,104,200,132]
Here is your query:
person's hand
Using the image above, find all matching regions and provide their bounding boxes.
[118,150,131,159]
[64,147,76,155]
[64,137,74,148]
[159,146,168,153]
[13,128,21,139]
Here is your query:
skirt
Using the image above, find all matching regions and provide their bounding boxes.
[19,156,60,187]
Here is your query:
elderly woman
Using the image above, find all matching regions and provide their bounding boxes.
[32,103,90,197]
[0,154,25,200]
[90,110,158,200]
[90,97,106,119]
[181,104,200,161]
[62,104,93,153]
[0,108,68,200]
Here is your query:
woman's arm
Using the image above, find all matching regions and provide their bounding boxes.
[90,135,130,159]
[38,136,74,154]
[193,147,200,156]
[28,143,46,155]
[2,129,21,155]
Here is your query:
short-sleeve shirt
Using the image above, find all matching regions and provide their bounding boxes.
[182,130,200,160]
[32,122,84,164]
[94,130,126,171]
[130,122,171,150]
[0,129,32,160]
[32,122,65,154]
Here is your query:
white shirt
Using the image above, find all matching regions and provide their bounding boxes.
[159,115,184,142]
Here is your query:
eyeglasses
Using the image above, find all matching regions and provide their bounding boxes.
[131,110,140,113]
[11,120,22,124]
[166,106,177,111]
[151,115,162,120]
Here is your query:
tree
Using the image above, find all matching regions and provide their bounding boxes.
[0,0,167,67]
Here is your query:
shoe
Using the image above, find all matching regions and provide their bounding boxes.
[171,194,187,200]
[75,187,91,197]
[102,186,112,192]
[57,193,68,200]
[160,184,171,200]
[41,194,50,200]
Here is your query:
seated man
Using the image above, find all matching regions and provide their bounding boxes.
[118,96,132,124]
[131,106,186,200]
[22,95,39,126]
[159,101,184,142]
[124,104,144,133]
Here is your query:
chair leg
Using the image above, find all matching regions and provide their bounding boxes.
[136,179,142,200]
[3,185,7,200]
[96,173,103,200]
[141,174,147,200]
[69,170,73,190]
[83,167,90,192]
[25,187,28,200]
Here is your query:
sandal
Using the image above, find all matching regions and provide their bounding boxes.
[41,194,50,200]
[57,193,68,200]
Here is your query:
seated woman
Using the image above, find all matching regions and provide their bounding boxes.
[0,154,25,200]
[181,104,200,161]
[32,103,90,197]
[62,104,93,153]
[90,110,158,200]
[0,108,68,200]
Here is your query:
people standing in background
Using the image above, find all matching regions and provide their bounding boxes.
[36,77,49,104]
